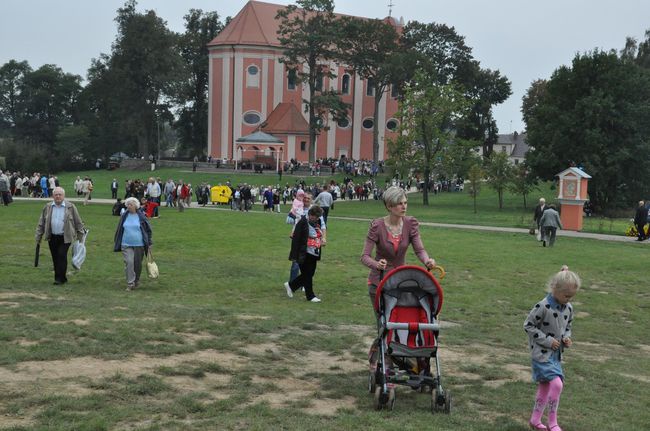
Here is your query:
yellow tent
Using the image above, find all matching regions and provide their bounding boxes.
[211,185,232,204]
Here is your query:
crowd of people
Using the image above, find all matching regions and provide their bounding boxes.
[281,157,385,177]
[0,170,95,205]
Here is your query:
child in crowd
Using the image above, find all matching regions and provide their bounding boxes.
[112,199,125,216]
[524,265,581,431]
[286,189,305,224]
[285,205,324,302]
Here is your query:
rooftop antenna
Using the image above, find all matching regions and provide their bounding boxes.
[388,0,394,17]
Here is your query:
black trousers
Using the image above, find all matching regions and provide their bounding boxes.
[636,223,646,240]
[321,206,330,224]
[542,226,558,247]
[111,188,118,199]
[48,235,71,283]
[289,254,318,300]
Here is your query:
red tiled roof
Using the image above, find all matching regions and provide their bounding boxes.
[208,0,403,48]
[208,1,285,48]
[261,103,310,135]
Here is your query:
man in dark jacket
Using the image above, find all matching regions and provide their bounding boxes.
[533,198,547,230]
[634,200,648,241]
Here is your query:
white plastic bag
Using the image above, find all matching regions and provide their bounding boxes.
[72,229,89,270]
[146,249,159,279]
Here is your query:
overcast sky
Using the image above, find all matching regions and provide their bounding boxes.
[2,0,648,133]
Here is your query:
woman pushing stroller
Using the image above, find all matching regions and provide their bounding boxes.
[360,186,447,411]
[361,186,436,315]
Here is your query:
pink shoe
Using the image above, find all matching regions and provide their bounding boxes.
[548,426,562,431]
[529,422,548,431]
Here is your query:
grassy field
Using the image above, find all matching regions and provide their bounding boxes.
[44,167,632,235]
[0,197,648,430]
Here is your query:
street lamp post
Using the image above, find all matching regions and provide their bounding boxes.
[156,118,160,168]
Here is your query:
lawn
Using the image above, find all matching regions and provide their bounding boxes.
[0,197,648,430]
[48,167,632,235]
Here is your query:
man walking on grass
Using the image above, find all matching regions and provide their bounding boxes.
[35,187,85,285]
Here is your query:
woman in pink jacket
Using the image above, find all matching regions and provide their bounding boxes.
[361,186,436,313]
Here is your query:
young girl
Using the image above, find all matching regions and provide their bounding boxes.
[524,265,581,431]
[286,189,305,224]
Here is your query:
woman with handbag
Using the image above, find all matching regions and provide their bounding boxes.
[113,197,153,291]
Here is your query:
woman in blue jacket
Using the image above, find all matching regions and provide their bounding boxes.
[113,197,153,290]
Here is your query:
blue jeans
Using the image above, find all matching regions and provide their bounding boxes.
[289,261,299,282]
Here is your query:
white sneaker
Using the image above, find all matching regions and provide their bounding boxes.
[284,282,293,298]
[309,297,321,303]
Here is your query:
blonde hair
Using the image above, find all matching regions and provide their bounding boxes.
[124,197,140,209]
[383,186,407,209]
[547,266,581,294]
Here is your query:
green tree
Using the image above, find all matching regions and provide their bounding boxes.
[621,29,650,69]
[521,79,547,126]
[55,125,91,169]
[174,9,223,157]
[83,0,183,158]
[401,22,511,157]
[440,138,480,181]
[388,70,470,205]
[467,162,483,214]
[339,17,404,162]
[524,50,650,211]
[14,64,82,154]
[78,54,131,161]
[276,0,348,162]
[508,162,537,209]
[484,151,512,210]
[0,60,32,133]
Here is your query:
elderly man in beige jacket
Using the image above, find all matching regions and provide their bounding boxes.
[35,187,85,284]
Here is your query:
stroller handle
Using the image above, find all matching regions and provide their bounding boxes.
[386,322,440,332]
[431,265,446,280]
[379,264,446,281]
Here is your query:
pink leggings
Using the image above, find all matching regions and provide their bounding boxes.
[530,377,563,427]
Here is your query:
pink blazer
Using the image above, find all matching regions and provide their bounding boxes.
[360,216,431,286]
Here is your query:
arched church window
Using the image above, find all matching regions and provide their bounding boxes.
[246,65,260,88]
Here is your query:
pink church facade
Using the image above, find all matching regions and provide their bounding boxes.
[207,0,401,164]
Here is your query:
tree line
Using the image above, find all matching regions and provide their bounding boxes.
[0,0,223,173]
[389,19,650,211]
[522,31,650,213]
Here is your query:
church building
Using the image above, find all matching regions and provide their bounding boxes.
[207,0,403,165]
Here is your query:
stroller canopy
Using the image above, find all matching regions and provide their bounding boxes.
[374,265,443,317]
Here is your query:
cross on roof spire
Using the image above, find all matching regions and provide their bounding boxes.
[388,0,394,17]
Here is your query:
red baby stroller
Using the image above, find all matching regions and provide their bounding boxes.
[369,265,451,413]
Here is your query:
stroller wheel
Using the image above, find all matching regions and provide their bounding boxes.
[368,372,376,393]
[431,389,443,414]
[374,386,384,410]
[430,389,452,414]
[375,386,394,410]
[444,390,452,414]
[387,387,396,411]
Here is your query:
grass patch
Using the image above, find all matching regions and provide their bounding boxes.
[0,198,648,429]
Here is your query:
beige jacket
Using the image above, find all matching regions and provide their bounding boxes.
[35,200,85,244]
